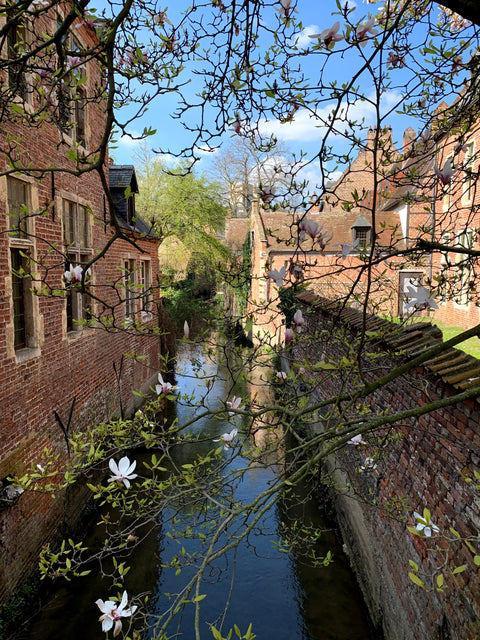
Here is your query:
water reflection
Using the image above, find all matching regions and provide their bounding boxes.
[21,341,378,640]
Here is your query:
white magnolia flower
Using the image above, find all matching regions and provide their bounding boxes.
[414,510,440,537]
[276,370,287,381]
[268,265,287,287]
[404,286,438,311]
[214,428,238,451]
[348,434,365,446]
[359,457,377,472]
[293,309,304,332]
[156,372,178,395]
[108,457,138,489]
[275,0,297,18]
[96,590,137,637]
[184,320,190,339]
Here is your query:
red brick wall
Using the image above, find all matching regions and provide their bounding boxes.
[0,14,163,604]
[291,299,480,639]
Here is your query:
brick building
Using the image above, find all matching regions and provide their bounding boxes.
[0,11,162,604]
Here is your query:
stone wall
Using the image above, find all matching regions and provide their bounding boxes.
[290,292,480,640]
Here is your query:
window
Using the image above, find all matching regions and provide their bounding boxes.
[438,232,450,303]
[140,260,152,316]
[63,199,92,331]
[353,227,370,247]
[443,156,454,211]
[10,248,35,350]
[126,193,135,226]
[57,36,87,145]
[7,15,31,103]
[456,229,475,305]
[7,176,31,238]
[124,259,136,319]
[464,143,475,202]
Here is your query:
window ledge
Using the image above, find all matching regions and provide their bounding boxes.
[15,346,41,363]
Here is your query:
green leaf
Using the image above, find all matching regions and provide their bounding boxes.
[409,560,419,572]
[408,572,425,589]
[451,565,467,575]
[436,573,444,588]
[474,555,480,566]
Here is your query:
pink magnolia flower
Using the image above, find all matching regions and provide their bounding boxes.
[268,265,287,287]
[66,55,81,69]
[434,159,454,185]
[387,51,405,68]
[154,11,172,26]
[108,457,138,489]
[96,591,137,637]
[276,370,287,381]
[336,240,359,259]
[214,428,238,451]
[309,21,343,49]
[299,218,320,241]
[64,264,87,283]
[232,114,242,135]
[293,309,304,332]
[226,396,244,412]
[156,372,178,395]
[356,17,378,47]
[184,320,190,339]
[275,0,297,18]
[285,327,294,343]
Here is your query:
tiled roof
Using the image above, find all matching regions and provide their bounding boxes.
[109,165,139,192]
[296,290,480,393]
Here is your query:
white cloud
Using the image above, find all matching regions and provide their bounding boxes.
[259,91,402,145]
[293,25,320,49]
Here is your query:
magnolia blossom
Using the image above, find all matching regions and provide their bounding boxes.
[299,218,320,241]
[414,510,440,537]
[293,309,304,332]
[434,159,455,185]
[214,428,238,451]
[268,265,287,287]
[356,17,378,47]
[348,434,366,446]
[337,240,359,259]
[285,327,294,344]
[232,114,242,134]
[64,264,90,283]
[108,457,138,489]
[184,320,190,339]
[226,396,244,412]
[153,11,172,26]
[37,463,45,473]
[387,51,405,68]
[96,591,137,637]
[276,370,287,381]
[275,0,297,18]
[359,457,377,472]
[309,21,343,49]
[156,372,177,395]
[404,286,438,311]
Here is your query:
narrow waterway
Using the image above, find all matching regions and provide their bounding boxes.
[21,341,379,640]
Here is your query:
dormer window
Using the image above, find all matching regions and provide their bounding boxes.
[127,193,135,226]
[351,216,372,248]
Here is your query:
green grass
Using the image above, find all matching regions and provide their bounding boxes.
[428,320,480,360]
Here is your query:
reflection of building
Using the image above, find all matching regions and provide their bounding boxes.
[0,13,161,604]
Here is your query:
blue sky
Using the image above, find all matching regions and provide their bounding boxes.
[108,0,457,191]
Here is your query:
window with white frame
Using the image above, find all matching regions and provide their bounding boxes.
[140,260,152,316]
[124,259,136,319]
[464,143,475,202]
[455,229,475,305]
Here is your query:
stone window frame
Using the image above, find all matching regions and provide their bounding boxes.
[3,175,42,361]
[60,192,94,334]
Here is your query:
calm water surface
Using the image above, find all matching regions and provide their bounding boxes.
[22,342,378,640]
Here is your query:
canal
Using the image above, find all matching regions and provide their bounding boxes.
[20,340,378,640]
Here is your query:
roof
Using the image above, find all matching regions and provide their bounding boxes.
[296,290,480,394]
[109,165,139,192]
[109,164,156,238]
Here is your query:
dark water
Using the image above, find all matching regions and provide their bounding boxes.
[20,342,378,640]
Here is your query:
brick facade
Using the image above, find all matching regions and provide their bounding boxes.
[0,14,162,604]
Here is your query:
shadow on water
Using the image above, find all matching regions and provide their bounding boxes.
[19,341,380,640]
